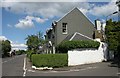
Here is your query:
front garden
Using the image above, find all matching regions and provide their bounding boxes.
[26,40,100,68]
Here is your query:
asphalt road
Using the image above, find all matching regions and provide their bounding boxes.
[26,62,119,76]
[2,54,26,76]
[2,54,119,77]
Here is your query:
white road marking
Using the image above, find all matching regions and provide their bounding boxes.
[23,57,27,77]
[117,73,120,75]
[28,70,35,72]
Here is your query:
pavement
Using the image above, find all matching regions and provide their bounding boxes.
[26,57,119,76]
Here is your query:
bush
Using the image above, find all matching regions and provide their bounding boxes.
[57,40,100,53]
[31,54,68,68]
[27,50,34,61]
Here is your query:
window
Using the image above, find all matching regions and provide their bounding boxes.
[62,23,67,34]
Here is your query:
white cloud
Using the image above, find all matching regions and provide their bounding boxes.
[1,0,87,2]
[11,43,27,48]
[0,36,7,41]
[3,1,118,19]
[11,43,27,51]
[89,1,118,17]
[2,2,91,18]
[1,0,116,2]
[15,18,34,29]
[35,17,48,23]
[15,15,48,29]
[2,1,118,24]
[7,24,12,27]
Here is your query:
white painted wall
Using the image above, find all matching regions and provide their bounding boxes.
[68,42,108,66]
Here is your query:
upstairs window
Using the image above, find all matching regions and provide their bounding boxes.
[62,23,67,34]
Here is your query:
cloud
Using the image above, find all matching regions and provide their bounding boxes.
[1,0,116,2]
[3,1,118,19]
[11,43,27,48]
[11,43,27,51]
[0,35,27,50]
[0,36,7,41]
[7,24,12,27]
[89,1,118,17]
[15,16,34,29]
[2,1,118,24]
[1,0,87,2]
[15,17,34,29]
[35,17,48,23]
[15,15,48,29]
[2,2,91,18]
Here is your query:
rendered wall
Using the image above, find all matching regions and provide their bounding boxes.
[68,42,108,66]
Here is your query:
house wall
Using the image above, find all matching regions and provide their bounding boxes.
[68,42,108,66]
[56,8,96,46]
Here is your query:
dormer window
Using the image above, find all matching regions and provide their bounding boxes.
[62,23,67,34]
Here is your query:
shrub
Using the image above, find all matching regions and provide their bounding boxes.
[57,40,100,53]
[31,54,68,68]
[27,50,34,61]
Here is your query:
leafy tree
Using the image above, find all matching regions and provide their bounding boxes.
[1,40,11,56]
[105,19,120,57]
[26,31,44,53]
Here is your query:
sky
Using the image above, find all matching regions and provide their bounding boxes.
[0,0,119,50]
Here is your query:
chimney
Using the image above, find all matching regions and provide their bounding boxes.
[95,19,102,33]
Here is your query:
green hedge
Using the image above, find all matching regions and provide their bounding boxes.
[31,54,68,68]
[57,40,100,53]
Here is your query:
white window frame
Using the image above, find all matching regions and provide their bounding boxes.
[62,23,67,34]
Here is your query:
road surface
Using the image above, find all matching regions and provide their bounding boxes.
[2,54,25,76]
[2,54,119,77]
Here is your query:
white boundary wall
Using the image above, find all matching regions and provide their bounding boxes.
[68,41,108,66]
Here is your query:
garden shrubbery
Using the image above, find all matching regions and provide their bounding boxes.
[31,54,68,68]
[27,50,35,61]
[57,40,100,53]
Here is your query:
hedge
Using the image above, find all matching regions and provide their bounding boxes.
[57,40,100,53]
[31,54,68,68]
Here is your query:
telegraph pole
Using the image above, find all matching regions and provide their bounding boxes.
[116,0,120,21]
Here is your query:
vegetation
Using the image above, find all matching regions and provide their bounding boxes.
[105,19,120,60]
[26,31,44,53]
[1,40,11,57]
[57,40,100,53]
[105,19,120,52]
[31,54,68,68]
[27,50,34,61]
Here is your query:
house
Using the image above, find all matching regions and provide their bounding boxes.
[44,7,104,54]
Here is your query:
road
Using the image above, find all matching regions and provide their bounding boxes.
[26,62,119,76]
[2,54,25,76]
[2,54,119,77]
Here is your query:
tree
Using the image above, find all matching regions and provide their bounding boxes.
[1,40,11,57]
[105,19,120,59]
[26,31,44,53]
